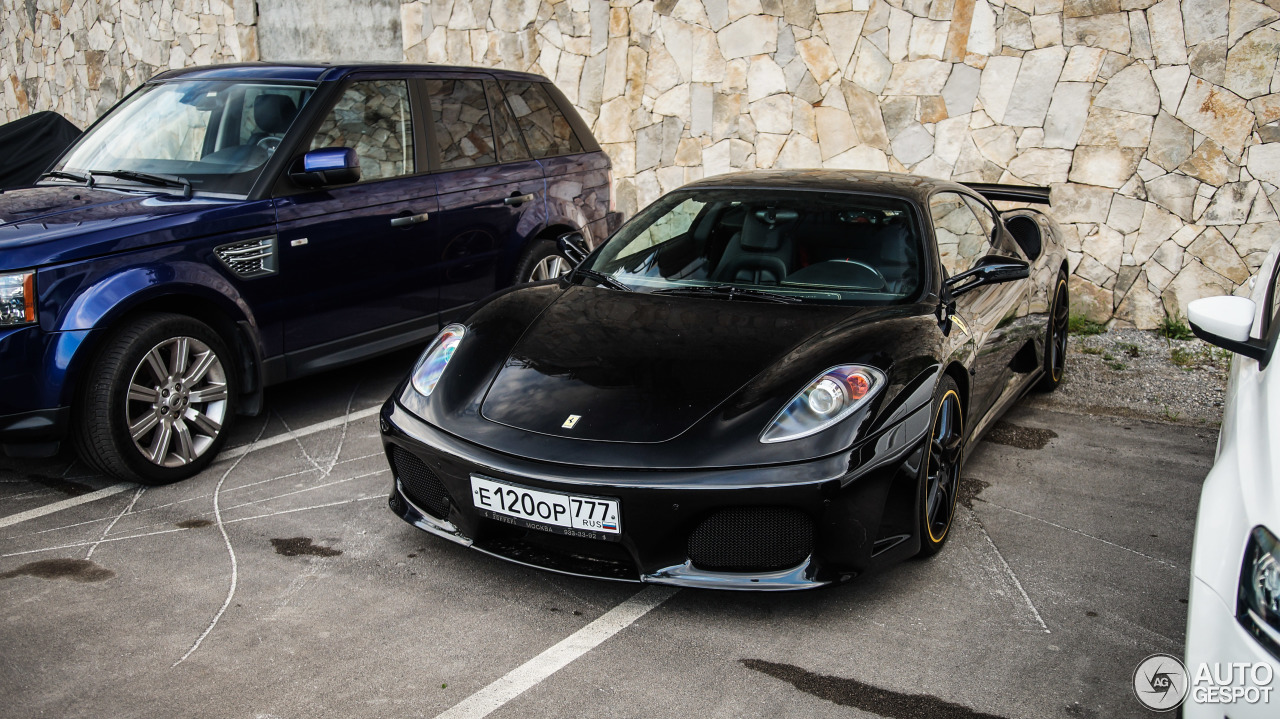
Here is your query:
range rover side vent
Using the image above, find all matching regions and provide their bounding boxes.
[214,235,277,279]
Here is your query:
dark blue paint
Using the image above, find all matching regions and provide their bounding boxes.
[0,63,612,453]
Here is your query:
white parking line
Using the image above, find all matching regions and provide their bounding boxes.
[0,484,133,529]
[434,585,679,719]
[217,406,381,462]
[0,405,383,531]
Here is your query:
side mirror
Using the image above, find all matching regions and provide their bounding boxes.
[290,147,361,188]
[556,231,589,266]
[1188,296,1268,361]
[944,255,1030,298]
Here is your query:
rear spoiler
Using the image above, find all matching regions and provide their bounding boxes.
[961,183,1051,205]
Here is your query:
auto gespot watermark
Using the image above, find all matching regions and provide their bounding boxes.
[1133,654,1275,711]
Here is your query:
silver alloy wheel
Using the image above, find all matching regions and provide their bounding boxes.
[125,336,229,468]
[529,254,569,281]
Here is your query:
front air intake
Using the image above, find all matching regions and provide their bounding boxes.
[391,446,451,519]
[214,235,277,278]
[687,507,814,572]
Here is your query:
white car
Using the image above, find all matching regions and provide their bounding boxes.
[1183,239,1280,717]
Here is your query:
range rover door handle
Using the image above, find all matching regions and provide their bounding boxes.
[390,212,430,227]
[503,193,536,206]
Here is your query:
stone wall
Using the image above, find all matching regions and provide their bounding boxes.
[6,0,1280,327]
[2,0,258,128]
[402,0,1280,327]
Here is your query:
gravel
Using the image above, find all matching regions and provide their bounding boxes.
[1022,327,1230,428]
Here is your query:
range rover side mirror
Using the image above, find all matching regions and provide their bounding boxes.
[1188,295,1268,362]
[944,254,1030,299]
[290,147,361,188]
[557,231,590,266]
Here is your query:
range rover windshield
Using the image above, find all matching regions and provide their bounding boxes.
[50,80,315,197]
[585,189,925,304]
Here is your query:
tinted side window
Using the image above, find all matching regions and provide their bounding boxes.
[930,192,991,277]
[308,80,414,182]
[425,79,497,169]
[486,82,531,163]
[500,81,583,158]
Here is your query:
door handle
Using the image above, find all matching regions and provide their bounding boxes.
[503,193,536,206]
[390,212,430,227]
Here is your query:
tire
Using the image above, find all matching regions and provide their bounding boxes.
[74,313,237,485]
[1035,272,1069,392]
[916,375,965,558]
[512,239,573,284]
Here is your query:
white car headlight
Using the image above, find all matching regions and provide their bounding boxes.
[411,324,466,397]
[1240,526,1280,657]
[761,365,885,443]
[0,271,36,327]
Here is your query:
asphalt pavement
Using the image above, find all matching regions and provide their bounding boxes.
[0,347,1215,718]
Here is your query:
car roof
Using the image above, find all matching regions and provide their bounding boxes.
[680,169,981,204]
[149,62,549,85]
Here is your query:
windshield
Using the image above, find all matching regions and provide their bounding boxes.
[52,80,315,197]
[585,189,925,304]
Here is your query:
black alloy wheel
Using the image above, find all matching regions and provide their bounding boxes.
[1036,272,1069,392]
[917,375,964,558]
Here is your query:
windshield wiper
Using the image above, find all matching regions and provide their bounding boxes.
[90,169,192,199]
[570,267,633,292]
[653,285,801,303]
[39,170,92,185]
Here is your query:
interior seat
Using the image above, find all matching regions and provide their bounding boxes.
[247,94,299,147]
[712,207,797,285]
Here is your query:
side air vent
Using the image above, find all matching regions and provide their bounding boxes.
[215,235,277,278]
[391,446,452,519]
[688,507,814,572]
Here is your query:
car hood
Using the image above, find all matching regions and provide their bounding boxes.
[0,185,266,270]
[479,285,862,443]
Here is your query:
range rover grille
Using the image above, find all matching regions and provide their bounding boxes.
[687,507,814,572]
[214,236,277,278]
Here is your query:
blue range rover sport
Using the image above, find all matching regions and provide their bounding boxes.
[0,63,617,483]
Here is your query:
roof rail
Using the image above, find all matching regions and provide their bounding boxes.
[961,183,1051,205]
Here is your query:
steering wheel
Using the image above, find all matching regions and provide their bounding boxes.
[832,259,888,289]
[256,136,282,155]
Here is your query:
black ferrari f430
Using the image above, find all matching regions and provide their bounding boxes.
[380,170,1069,590]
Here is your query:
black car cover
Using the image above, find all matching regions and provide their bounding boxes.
[0,111,81,190]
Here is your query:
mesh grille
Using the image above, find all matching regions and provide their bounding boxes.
[392,447,451,519]
[688,507,814,572]
[214,235,277,278]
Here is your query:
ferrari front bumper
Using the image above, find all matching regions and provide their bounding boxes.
[381,397,931,591]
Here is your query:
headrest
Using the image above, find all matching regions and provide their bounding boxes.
[254,95,298,134]
[740,207,797,251]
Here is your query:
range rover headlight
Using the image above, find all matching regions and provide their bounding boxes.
[1239,526,1280,658]
[411,324,465,397]
[0,271,36,327]
[761,365,885,443]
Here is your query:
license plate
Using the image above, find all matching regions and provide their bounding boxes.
[469,475,621,541]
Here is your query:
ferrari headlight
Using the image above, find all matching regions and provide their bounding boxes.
[411,324,465,397]
[0,271,36,327]
[1239,526,1280,657]
[761,365,885,443]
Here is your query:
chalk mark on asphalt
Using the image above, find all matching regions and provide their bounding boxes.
[173,420,267,668]
[1,496,383,558]
[3,451,384,543]
[434,585,679,719]
[216,406,381,462]
[984,500,1180,570]
[86,486,145,560]
[968,508,1050,633]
